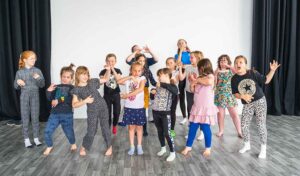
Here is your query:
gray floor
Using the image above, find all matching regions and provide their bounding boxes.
[0,115,299,176]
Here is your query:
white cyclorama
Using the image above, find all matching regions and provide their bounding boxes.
[51,0,253,119]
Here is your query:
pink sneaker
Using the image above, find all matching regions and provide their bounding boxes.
[112,126,117,135]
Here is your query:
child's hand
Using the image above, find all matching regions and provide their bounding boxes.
[177,62,183,68]
[84,95,94,104]
[188,73,197,82]
[130,76,138,83]
[51,99,58,107]
[143,45,150,53]
[170,78,176,85]
[104,65,111,70]
[150,89,156,94]
[156,82,160,88]
[100,78,107,84]
[17,79,26,86]
[241,94,254,103]
[270,60,280,71]
[47,84,56,92]
[32,73,40,79]
[120,93,128,99]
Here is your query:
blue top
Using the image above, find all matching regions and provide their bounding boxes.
[175,51,191,65]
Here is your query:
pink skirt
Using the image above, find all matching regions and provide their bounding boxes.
[189,106,219,125]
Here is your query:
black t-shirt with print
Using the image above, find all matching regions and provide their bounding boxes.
[231,70,266,104]
[99,68,122,95]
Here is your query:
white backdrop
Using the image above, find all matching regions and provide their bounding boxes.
[51,0,253,119]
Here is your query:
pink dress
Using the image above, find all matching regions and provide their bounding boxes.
[189,80,219,125]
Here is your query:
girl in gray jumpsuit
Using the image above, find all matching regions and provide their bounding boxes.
[71,66,112,156]
[14,51,45,148]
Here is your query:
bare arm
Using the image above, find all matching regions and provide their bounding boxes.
[178,64,186,81]
[72,95,94,108]
[265,60,280,84]
[126,51,139,64]
[196,75,214,86]
[111,67,122,81]
[117,76,133,85]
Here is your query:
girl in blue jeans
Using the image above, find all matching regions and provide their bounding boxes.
[43,64,77,155]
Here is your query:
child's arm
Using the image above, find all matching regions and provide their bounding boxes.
[265,60,280,84]
[46,84,56,101]
[121,79,146,98]
[176,47,184,65]
[190,81,196,93]
[72,95,94,108]
[214,68,219,86]
[126,50,139,65]
[196,74,214,86]
[117,76,133,85]
[14,71,25,89]
[148,70,157,87]
[159,83,178,95]
[144,45,158,62]
[99,65,111,84]
[111,67,122,81]
[234,93,254,104]
[178,63,186,81]
[33,69,45,88]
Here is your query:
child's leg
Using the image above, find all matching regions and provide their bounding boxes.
[112,94,121,127]
[161,114,174,152]
[200,123,212,157]
[170,95,178,131]
[82,113,99,152]
[239,103,255,153]
[30,91,40,140]
[136,125,144,155]
[20,92,31,144]
[60,113,76,146]
[182,122,200,155]
[228,107,242,137]
[98,107,112,155]
[254,97,267,158]
[217,107,225,137]
[128,125,136,155]
[153,111,165,148]
[104,95,112,127]
[186,91,194,119]
[43,114,60,155]
[178,79,187,119]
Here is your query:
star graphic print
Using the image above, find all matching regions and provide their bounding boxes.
[238,79,256,96]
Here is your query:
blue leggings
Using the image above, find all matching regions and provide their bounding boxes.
[186,122,211,148]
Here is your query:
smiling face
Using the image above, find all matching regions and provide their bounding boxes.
[219,57,229,69]
[24,55,37,68]
[190,53,198,65]
[137,56,146,67]
[234,57,247,74]
[61,71,73,84]
[106,56,116,67]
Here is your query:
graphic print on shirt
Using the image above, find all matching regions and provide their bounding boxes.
[55,86,70,102]
[238,79,256,96]
[128,81,138,101]
[106,75,117,89]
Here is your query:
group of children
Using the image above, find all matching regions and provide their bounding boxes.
[14,39,280,161]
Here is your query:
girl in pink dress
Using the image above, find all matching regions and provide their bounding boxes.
[181,58,218,158]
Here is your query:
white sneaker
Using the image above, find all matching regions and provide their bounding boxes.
[239,142,251,153]
[258,144,267,159]
[180,118,187,125]
[197,131,204,141]
[166,152,176,162]
[157,147,167,156]
[34,138,42,146]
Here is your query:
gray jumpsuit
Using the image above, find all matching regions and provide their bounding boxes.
[71,78,111,150]
[14,67,45,139]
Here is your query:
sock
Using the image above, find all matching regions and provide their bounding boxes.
[239,141,251,153]
[258,144,267,159]
[137,145,143,155]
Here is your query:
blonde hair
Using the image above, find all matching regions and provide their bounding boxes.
[130,62,143,74]
[190,50,204,61]
[75,66,90,86]
[18,50,37,69]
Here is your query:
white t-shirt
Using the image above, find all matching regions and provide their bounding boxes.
[124,76,146,109]
[184,65,198,93]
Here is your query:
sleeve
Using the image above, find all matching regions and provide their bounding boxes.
[116,68,122,75]
[174,54,178,60]
[90,78,100,89]
[253,70,266,86]
[147,57,157,66]
[148,70,157,87]
[231,76,239,94]
[160,83,178,95]
[35,69,45,88]
[14,71,21,90]
[99,69,106,77]
[46,90,55,101]
[126,59,134,65]
[70,87,82,101]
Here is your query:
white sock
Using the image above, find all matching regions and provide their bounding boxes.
[166,152,176,162]
[34,138,42,146]
[239,141,251,153]
[24,138,32,148]
[157,146,167,156]
[258,144,267,159]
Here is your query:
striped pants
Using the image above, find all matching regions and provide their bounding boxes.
[20,90,40,139]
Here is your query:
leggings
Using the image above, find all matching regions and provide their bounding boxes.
[104,94,121,127]
[186,91,194,119]
[170,94,178,130]
[186,122,211,148]
[178,79,187,118]
[153,111,174,152]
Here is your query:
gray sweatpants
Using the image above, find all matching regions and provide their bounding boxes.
[82,105,112,150]
[241,96,267,145]
[20,90,40,139]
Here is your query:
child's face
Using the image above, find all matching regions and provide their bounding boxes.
[158,73,170,83]
[24,55,36,67]
[131,65,143,77]
[190,54,198,65]
[78,73,89,84]
[166,59,176,70]
[61,71,73,84]
[137,57,146,67]
[220,57,229,69]
[234,58,247,73]
[106,56,116,67]
[177,39,187,49]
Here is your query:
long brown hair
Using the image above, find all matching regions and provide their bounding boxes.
[75,66,90,86]
[18,50,37,69]
[218,54,232,69]
[177,39,191,54]
[197,58,214,76]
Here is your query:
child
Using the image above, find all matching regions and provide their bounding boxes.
[231,55,280,159]
[136,54,157,136]
[99,53,122,135]
[214,55,242,137]
[166,57,180,137]
[14,50,45,148]
[118,62,146,155]
[179,51,204,140]
[152,68,178,161]
[175,39,191,124]
[71,66,112,156]
[178,51,204,125]
[43,64,77,155]
[126,45,158,66]
[181,58,218,158]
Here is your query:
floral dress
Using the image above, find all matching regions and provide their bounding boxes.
[214,70,238,108]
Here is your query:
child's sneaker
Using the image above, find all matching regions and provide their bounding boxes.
[24,138,33,148]
[157,146,166,156]
[239,142,251,153]
[112,126,117,135]
[128,146,135,155]
[180,118,187,125]
[34,138,42,146]
[166,152,176,162]
[137,145,144,155]
[258,144,267,159]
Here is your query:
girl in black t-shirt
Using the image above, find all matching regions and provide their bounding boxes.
[231,55,280,159]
